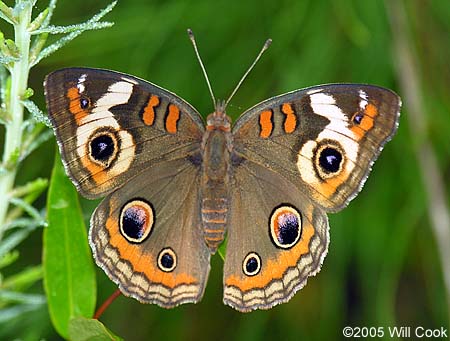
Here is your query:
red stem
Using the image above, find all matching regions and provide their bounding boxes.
[94,289,122,320]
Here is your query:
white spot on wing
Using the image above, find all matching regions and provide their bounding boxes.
[95,81,133,109]
[358,89,368,110]
[121,76,138,84]
[77,73,87,93]
[310,93,344,120]
[306,88,323,95]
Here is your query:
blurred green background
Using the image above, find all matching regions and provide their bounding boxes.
[1,0,450,339]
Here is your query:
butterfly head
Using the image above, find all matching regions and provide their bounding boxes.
[206,100,231,132]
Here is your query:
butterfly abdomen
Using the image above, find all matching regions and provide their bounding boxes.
[201,196,228,252]
[201,126,232,252]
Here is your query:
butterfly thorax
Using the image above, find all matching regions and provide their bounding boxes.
[201,109,232,252]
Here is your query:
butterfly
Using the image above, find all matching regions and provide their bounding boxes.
[44,32,400,312]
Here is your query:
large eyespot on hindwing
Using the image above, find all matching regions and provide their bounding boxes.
[119,199,154,243]
[157,247,177,272]
[242,252,261,276]
[269,205,302,249]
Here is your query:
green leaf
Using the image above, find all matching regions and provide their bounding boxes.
[1,265,43,291]
[0,1,15,25]
[0,290,45,305]
[32,21,114,35]
[28,8,49,32]
[0,228,35,259]
[0,65,11,114]
[0,250,19,269]
[0,304,42,324]
[6,177,48,224]
[217,237,227,261]
[9,178,48,199]
[22,99,52,127]
[44,155,97,339]
[9,197,42,221]
[21,87,33,99]
[4,39,20,58]
[0,54,18,64]
[2,218,43,230]
[69,317,123,341]
[29,32,48,64]
[41,0,57,28]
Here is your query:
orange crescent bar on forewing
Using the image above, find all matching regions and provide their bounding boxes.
[166,104,180,134]
[281,103,297,133]
[142,95,160,126]
[259,110,273,138]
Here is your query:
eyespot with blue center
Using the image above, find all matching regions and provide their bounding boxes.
[269,205,302,249]
[119,199,154,244]
[80,96,90,109]
[157,247,177,272]
[88,129,119,167]
[314,141,345,179]
[242,252,261,276]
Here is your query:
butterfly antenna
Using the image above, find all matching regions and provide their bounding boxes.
[187,29,217,109]
[224,38,272,109]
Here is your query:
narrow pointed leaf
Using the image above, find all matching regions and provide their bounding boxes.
[28,8,49,32]
[44,155,96,339]
[41,0,57,28]
[0,1,15,25]
[22,99,52,127]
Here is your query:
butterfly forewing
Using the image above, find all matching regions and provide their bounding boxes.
[232,84,401,211]
[45,68,204,199]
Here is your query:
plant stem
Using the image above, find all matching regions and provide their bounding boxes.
[0,1,32,238]
[93,289,122,320]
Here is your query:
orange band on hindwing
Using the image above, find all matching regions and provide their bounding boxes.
[67,87,89,124]
[165,104,180,134]
[281,103,297,133]
[259,110,273,138]
[225,208,315,291]
[105,215,197,288]
[141,95,160,126]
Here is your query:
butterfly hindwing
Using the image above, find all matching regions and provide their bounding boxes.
[223,160,329,311]
[90,157,211,308]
